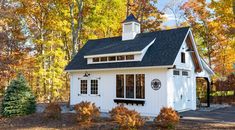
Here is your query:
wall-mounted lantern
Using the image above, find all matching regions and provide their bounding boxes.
[83,72,90,77]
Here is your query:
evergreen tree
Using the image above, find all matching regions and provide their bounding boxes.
[1,74,36,117]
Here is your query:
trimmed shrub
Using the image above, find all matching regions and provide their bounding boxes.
[44,102,61,119]
[154,107,179,129]
[74,101,100,123]
[1,74,36,117]
[109,104,145,130]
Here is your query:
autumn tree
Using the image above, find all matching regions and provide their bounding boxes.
[0,0,164,102]
[14,0,70,102]
[127,0,164,32]
[0,0,32,94]
[181,0,235,76]
[209,0,235,76]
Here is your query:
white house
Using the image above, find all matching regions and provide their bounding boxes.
[65,14,214,116]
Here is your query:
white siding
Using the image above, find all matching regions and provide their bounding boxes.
[70,68,168,116]
[167,40,197,111]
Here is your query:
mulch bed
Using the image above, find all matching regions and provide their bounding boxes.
[0,113,235,130]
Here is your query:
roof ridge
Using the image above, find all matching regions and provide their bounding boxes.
[88,35,121,41]
[87,26,190,42]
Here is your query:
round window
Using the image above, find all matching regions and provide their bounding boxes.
[151,79,161,90]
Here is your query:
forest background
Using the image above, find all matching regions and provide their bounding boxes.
[0,0,234,102]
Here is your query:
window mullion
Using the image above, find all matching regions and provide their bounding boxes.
[87,79,90,95]
[134,74,136,99]
[124,74,126,98]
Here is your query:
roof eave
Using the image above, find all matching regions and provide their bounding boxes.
[65,65,174,73]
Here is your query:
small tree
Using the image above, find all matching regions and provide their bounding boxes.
[1,74,36,117]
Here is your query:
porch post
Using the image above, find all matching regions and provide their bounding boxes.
[206,78,210,107]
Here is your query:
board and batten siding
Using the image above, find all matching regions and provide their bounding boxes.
[70,68,168,116]
[167,40,197,111]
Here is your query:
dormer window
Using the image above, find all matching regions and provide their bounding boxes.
[88,54,135,64]
[101,57,107,61]
[126,55,134,60]
[108,56,116,61]
[117,56,125,61]
[93,57,100,62]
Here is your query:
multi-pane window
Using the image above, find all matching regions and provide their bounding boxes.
[181,52,185,63]
[126,74,134,98]
[80,80,87,94]
[116,75,124,98]
[136,74,145,99]
[173,70,180,75]
[91,80,98,94]
[116,74,145,99]
[182,71,189,76]
[91,55,135,63]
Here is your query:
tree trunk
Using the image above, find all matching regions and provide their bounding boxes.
[70,0,83,58]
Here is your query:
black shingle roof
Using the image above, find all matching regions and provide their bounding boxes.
[122,13,139,23]
[65,27,190,70]
[85,32,156,56]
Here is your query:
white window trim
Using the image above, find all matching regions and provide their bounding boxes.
[79,78,99,96]
[80,79,88,95]
[89,55,136,64]
[90,79,99,95]
[84,51,141,58]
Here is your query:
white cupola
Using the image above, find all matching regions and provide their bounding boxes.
[122,13,141,41]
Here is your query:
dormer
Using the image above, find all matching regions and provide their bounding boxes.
[122,14,140,41]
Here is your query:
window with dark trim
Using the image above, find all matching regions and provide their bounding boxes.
[116,75,124,98]
[136,74,145,99]
[108,56,116,61]
[117,56,125,61]
[126,55,134,60]
[91,80,98,94]
[80,80,87,94]
[100,57,107,61]
[93,57,100,62]
[182,71,189,76]
[116,74,145,99]
[173,70,180,75]
[126,74,134,98]
[181,52,185,63]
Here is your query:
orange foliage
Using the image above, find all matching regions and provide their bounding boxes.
[74,101,100,123]
[109,104,145,129]
[43,103,62,120]
[154,107,180,129]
